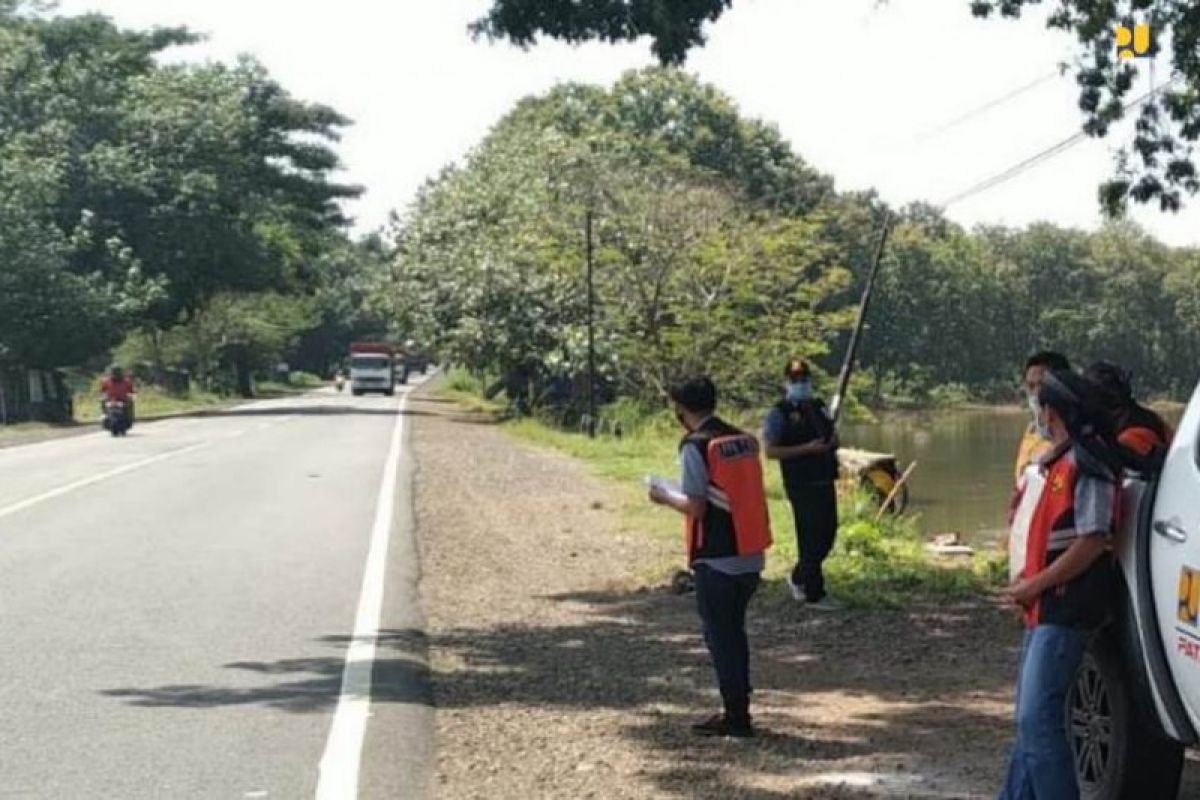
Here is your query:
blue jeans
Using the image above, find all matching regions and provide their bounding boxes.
[1000,625,1088,800]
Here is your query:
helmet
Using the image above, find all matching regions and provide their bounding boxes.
[1084,361,1134,404]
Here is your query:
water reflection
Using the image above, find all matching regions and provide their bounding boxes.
[840,406,1184,546]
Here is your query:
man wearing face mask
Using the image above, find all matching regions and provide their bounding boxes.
[1015,351,1071,480]
[649,376,772,737]
[763,359,840,609]
[1000,369,1119,799]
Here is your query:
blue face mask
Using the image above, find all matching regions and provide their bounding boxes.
[787,381,813,403]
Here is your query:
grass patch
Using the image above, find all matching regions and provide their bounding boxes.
[0,421,66,441]
[73,384,229,423]
[288,371,324,388]
[445,384,1005,607]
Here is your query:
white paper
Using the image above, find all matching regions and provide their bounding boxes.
[644,474,687,505]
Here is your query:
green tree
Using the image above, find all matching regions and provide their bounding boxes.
[0,5,358,379]
[385,70,853,411]
[471,0,731,65]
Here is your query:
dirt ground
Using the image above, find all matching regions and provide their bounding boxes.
[408,389,1200,799]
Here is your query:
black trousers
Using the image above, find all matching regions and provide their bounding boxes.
[693,563,760,721]
[787,482,838,602]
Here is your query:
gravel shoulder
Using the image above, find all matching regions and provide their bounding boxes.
[409,388,1198,799]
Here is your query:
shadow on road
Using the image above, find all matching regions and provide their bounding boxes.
[102,630,432,714]
[100,588,1036,797]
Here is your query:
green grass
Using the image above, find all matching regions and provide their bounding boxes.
[73,384,229,423]
[288,371,324,388]
[73,375,319,425]
[0,421,63,441]
[446,381,1005,607]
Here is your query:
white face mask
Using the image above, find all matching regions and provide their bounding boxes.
[1026,392,1040,423]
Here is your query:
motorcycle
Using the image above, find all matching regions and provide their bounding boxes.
[102,400,131,437]
[335,375,345,392]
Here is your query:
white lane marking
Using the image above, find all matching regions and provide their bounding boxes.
[316,392,409,799]
[0,441,212,522]
[0,415,297,522]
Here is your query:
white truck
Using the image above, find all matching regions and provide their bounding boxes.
[1012,379,1200,799]
[348,342,397,397]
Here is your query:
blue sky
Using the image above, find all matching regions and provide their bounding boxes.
[61,0,1200,246]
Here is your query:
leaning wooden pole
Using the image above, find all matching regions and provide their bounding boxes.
[830,215,893,426]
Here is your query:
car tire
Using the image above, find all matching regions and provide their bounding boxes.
[352,389,363,397]
[1071,634,1184,800]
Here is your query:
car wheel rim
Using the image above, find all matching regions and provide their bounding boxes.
[1069,657,1112,790]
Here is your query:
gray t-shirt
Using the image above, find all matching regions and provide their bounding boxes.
[680,437,765,575]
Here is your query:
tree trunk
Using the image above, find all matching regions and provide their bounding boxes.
[231,346,254,398]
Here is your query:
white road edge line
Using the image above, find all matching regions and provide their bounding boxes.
[0,415,297,522]
[316,391,409,799]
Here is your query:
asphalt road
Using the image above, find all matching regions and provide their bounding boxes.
[0,379,433,799]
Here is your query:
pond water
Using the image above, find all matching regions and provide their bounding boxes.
[839,406,1184,546]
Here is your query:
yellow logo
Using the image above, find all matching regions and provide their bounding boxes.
[1116,24,1153,59]
[1178,567,1200,626]
[1049,474,1066,494]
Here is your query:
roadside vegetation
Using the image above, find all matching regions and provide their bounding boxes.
[443,369,1004,608]
[385,68,1200,420]
[0,3,394,422]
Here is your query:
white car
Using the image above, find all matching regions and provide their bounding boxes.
[1012,379,1200,798]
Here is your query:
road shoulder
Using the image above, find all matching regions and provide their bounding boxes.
[408,388,1186,798]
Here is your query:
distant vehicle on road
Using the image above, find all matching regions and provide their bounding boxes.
[402,340,430,377]
[348,342,397,397]
[101,400,131,436]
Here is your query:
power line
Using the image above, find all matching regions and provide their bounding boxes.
[911,69,1061,146]
[938,76,1180,210]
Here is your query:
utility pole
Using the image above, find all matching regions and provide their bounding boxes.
[830,215,893,425]
[585,208,596,438]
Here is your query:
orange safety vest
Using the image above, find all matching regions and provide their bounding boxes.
[1118,424,1172,457]
[1023,445,1118,629]
[681,420,772,563]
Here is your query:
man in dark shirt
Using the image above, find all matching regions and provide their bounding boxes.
[649,376,771,737]
[762,359,840,609]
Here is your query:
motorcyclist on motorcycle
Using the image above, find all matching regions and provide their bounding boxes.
[100,365,136,430]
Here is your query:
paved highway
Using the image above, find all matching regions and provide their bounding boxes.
[0,380,432,799]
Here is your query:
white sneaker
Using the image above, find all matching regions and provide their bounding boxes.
[806,596,843,612]
[786,576,806,603]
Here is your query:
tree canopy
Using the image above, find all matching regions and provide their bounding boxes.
[0,4,366,388]
[471,0,731,65]
[384,68,1200,413]
[383,69,852,410]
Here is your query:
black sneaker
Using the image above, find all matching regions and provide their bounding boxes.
[691,713,754,738]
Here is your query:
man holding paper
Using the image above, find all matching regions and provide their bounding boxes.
[649,376,772,738]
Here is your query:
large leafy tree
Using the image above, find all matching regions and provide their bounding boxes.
[471,0,731,65]
[0,4,359,374]
[385,69,853,410]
